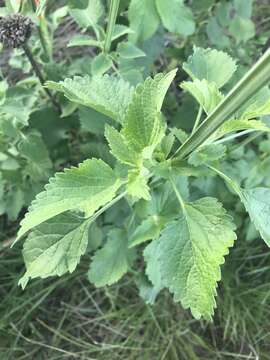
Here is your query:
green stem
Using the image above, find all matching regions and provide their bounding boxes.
[207,165,242,197]
[191,106,203,134]
[174,48,270,160]
[104,0,120,54]
[169,177,186,213]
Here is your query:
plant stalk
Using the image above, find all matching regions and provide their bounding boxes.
[104,0,120,54]
[174,48,270,160]
[22,43,60,112]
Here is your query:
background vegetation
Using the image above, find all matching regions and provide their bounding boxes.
[0,0,270,358]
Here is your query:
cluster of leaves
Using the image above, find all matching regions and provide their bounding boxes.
[1,0,270,321]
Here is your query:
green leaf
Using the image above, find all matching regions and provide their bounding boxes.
[181,79,224,114]
[91,53,113,76]
[229,16,255,44]
[183,47,237,88]
[46,75,134,123]
[128,0,160,43]
[112,25,134,41]
[117,42,146,59]
[144,239,164,294]
[69,0,104,28]
[156,0,195,36]
[79,106,111,135]
[242,188,270,246]
[158,197,236,319]
[214,119,270,139]
[88,229,133,287]
[128,216,163,248]
[67,35,101,48]
[17,159,122,240]
[122,69,177,155]
[188,143,226,167]
[105,125,140,166]
[127,169,151,200]
[19,213,91,289]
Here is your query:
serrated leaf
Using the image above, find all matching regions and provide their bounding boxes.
[46,75,134,123]
[181,79,224,114]
[105,125,140,166]
[128,0,160,43]
[156,0,195,36]
[17,159,122,240]
[122,69,177,155]
[188,143,226,167]
[242,188,270,246]
[214,119,270,139]
[19,213,91,289]
[183,47,237,88]
[88,229,133,287]
[158,197,236,319]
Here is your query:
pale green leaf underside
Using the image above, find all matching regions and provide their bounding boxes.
[19,213,90,289]
[88,229,132,287]
[46,75,134,123]
[183,47,237,88]
[242,188,270,246]
[214,119,270,139]
[122,69,177,154]
[144,239,164,293]
[158,197,236,319]
[17,159,121,240]
[181,79,224,114]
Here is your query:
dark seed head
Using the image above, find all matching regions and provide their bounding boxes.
[0,14,33,48]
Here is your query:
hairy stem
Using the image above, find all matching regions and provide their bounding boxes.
[23,43,60,112]
[174,48,270,160]
[104,0,120,54]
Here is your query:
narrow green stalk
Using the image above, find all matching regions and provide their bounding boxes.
[169,177,186,214]
[207,165,242,197]
[104,0,120,54]
[191,106,203,134]
[174,49,270,160]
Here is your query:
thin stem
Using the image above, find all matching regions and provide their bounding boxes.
[207,165,242,197]
[104,0,120,54]
[212,129,256,145]
[169,177,186,213]
[229,132,263,153]
[22,43,61,112]
[192,106,203,134]
[173,48,270,160]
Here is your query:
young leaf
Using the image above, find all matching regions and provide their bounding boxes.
[183,47,237,88]
[46,75,134,123]
[88,229,133,287]
[158,197,236,319]
[122,69,177,155]
[105,125,140,166]
[69,0,104,29]
[19,213,91,289]
[181,79,224,114]
[127,169,151,201]
[242,188,270,246]
[17,159,122,240]
[128,0,160,43]
[156,0,195,36]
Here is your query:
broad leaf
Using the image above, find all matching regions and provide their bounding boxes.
[88,229,133,286]
[128,0,160,43]
[127,169,151,200]
[242,188,270,246]
[156,0,195,36]
[19,213,91,289]
[158,197,236,319]
[17,159,122,240]
[69,0,104,28]
[188,144,226,167]
[46,75,134,123]
[144,239,164,294]
[183,47,237,88]
[122,70,177,155]
[128,216,164,248]
[181,79,224,114]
